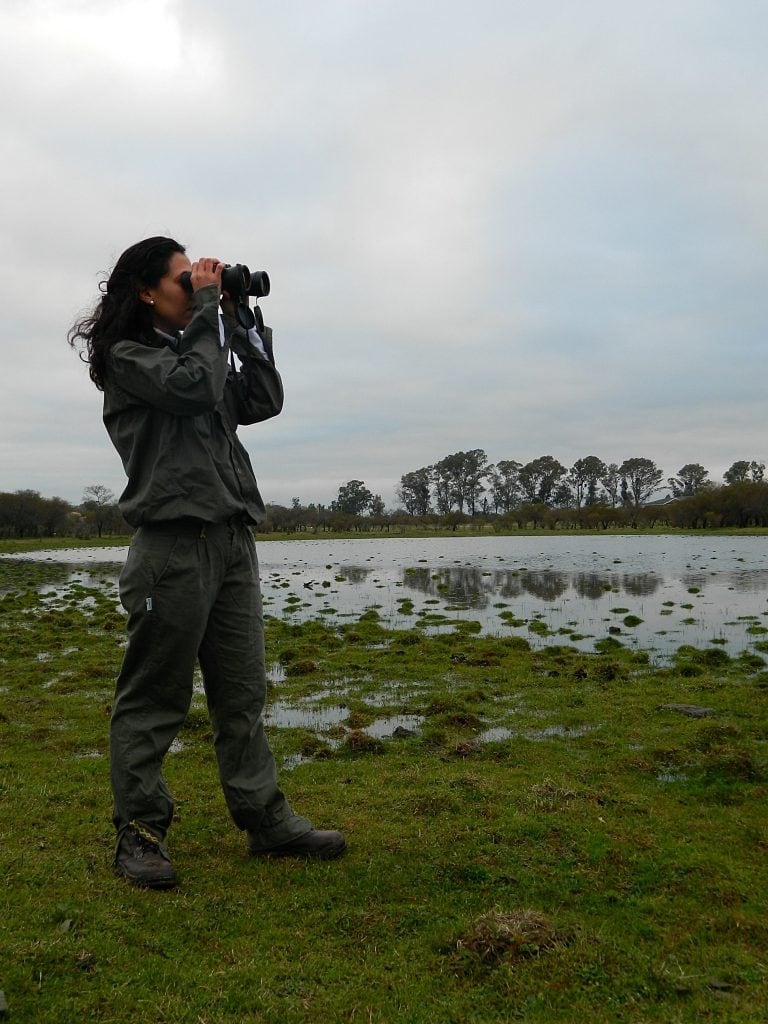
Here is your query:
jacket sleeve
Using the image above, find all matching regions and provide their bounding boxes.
[225,322,285,425]
[108,286,228,416]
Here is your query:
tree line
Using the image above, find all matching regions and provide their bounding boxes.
[397,452,766,516]
[2,456,767,538]
[0,485,128,539]
[263,454,768,533]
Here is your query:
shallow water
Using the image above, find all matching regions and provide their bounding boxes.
[4,534,768,658]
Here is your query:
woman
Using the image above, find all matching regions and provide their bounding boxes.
[69,236,344,888]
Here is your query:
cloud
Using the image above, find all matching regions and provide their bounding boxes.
[1,0,767,509]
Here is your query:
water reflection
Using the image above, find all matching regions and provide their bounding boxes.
[573,573,607,600]
[335,566,373,584]
[519,571,569,602]
[493,572,522,599]
[622,574,662,597]
[401,565,656,604]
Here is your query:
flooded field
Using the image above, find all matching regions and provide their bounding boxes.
[4,534,768,661]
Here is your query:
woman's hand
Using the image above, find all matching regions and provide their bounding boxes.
[190,258,224,291]
[191,257,236,317]
[219,288,236,319]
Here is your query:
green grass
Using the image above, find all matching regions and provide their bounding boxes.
[2,560,768,1022]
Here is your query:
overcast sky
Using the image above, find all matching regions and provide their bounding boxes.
[2,0,766,509]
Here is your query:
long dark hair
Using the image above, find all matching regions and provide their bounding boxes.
[68,236,185,391]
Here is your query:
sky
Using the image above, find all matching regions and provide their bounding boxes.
[2,0,767,509]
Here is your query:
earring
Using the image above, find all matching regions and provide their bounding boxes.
[150,299,155,305]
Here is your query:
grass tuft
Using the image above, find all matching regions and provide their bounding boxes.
[455,907,569,965]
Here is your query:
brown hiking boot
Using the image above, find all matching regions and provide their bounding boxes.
[114,823,178,889]
[250,829,346,860]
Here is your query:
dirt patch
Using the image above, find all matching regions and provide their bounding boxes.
[456,908,567,965]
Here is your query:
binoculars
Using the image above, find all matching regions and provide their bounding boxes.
[180,264,270,331]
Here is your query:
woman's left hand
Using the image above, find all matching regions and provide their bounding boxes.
[190,258,224,291]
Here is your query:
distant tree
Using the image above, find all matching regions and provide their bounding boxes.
[518,501,549,528]
[81,484,117,538]
[668,489,720,529]
[717,481,768,526]
[41,496,73,536]
[263,503,291,532]
[454,449,489,514]
[724,460,765,485]
[723,461,750,484]
[600,463,622,507]
[487,460,521,513]
[619,458,665,508]
[518,456,567,506]
[551,481,574,509]
[1,489,46,537]
[431,460,454,514]
[668,463,709,498]
[82,483,114,505]
[331,479,373,516]
[443,510,469,531]
[568,456,607,508]
[431,450,489,514]
[369,494,386,517]
[581,502,623,530]
[397,468,432,516]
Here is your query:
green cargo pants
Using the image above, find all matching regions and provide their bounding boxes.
[111,518,312,849]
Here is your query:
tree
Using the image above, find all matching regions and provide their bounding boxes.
[431,460,454,514]
[397,468,432,516]
[600,463,621,507]
[81,484,117,538]
[565,456,606,507]
[723,461,749,485]
[331,480,374,516]
[369,494,386,517]
[619,458,664,507]
[518,456,567,506]
[724,460,765,485]
[568,456,607,508]
[668,463,709,498]
[454,449,489,515]
[431,450,489,514]
[0,489,46,537]
[551,481,575,509]
[487,460,521,513]
[42,496,73,536]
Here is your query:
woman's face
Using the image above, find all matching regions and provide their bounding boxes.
[142,252,194,334]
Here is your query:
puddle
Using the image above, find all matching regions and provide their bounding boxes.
[265,702,348,731]
[478,725,515,743]
[524,724,597,741]
[265,700,424,745]
[366,714,423,738]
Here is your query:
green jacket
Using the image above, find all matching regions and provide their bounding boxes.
[102,284,283,527]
